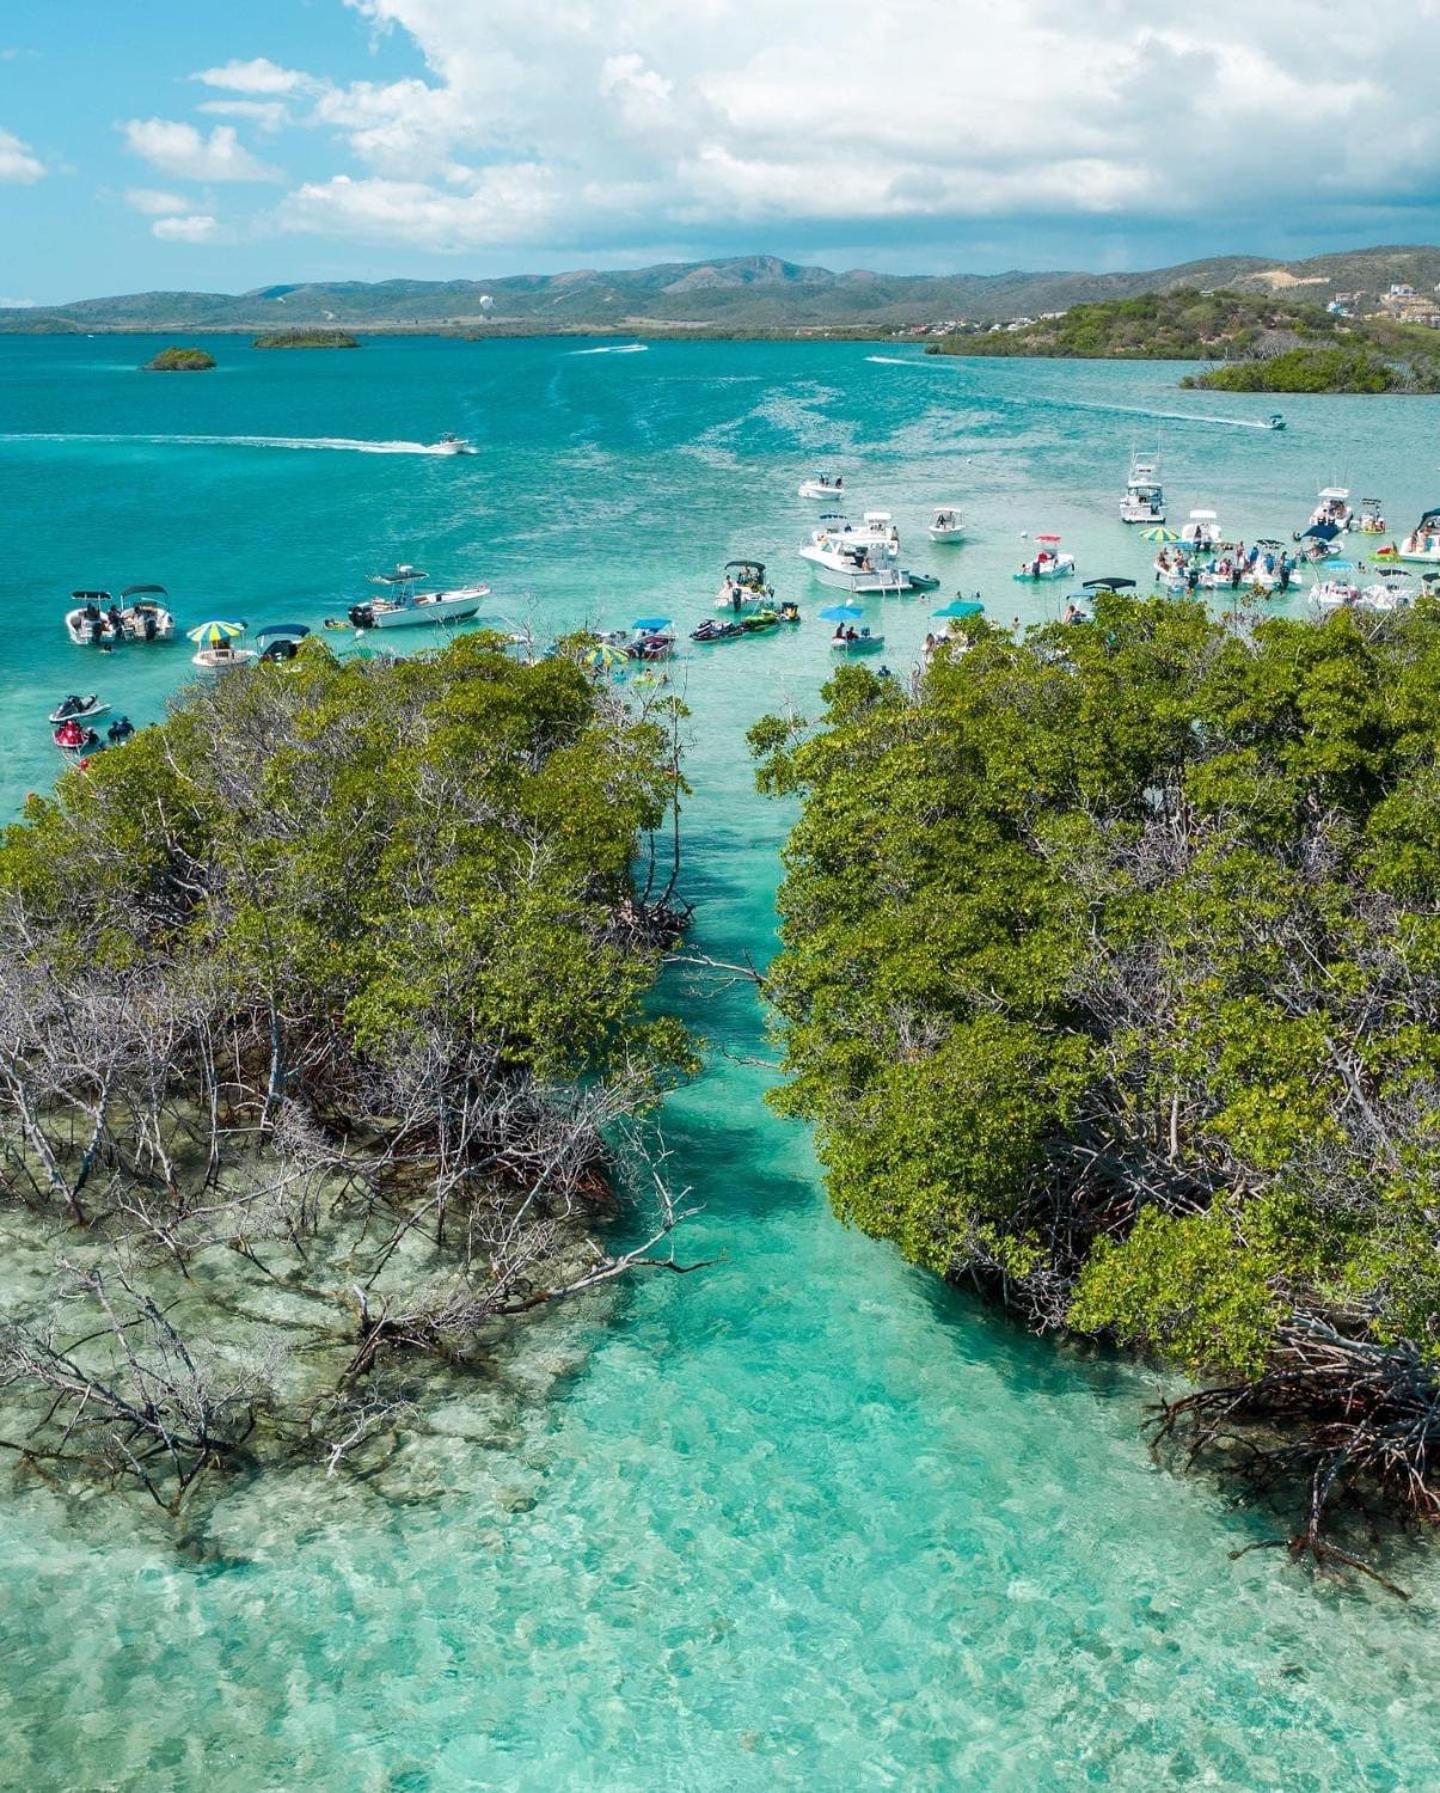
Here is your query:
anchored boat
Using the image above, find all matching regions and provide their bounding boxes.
[1120,452,1165,525]
[348,565,490,630]
[928,506,965,543]
[118,584,175,642]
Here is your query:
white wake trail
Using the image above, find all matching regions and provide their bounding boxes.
[0,432,457,455]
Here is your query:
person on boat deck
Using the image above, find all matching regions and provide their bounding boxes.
[832,626,847,645]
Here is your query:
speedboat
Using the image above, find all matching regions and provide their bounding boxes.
[432,433,476,455]
[348,564,490,629]
[626,630,676,661]
[798,473,846,500]
[118,584,175,642]
[1312,578,1360,613]
[799,515,913,593]
[65,591,124,646]
[828,626,885,654]
[716,560,774,611]
[49,693,108,726]
[928,506,965,543]
[255,622,311,663]
[1396,510,1440,565]
[1180,509,1222,552]
[1013,536,1075,581]
[1120,452,1165,525]
[1266,413,1286,431]
[1307,487,1353,531]
[192,641,258,673]
[1357,497,1387,535]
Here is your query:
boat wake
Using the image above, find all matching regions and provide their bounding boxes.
[0,432,456,455]
[567,343,648,356]
[865,355,925,367]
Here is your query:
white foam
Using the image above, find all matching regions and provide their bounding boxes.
[0,432,456,455]
[567,343,649,356]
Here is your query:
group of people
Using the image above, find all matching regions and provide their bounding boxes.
[1156,542,1298,592]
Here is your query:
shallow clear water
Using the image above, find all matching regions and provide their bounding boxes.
[2,335,1439,1790]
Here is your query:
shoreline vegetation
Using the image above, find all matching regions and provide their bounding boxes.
[0,635,694,1511]
[144,346,215,372]
[252,328,360,349]
[751,597,1440,1585]
[926,289,1440,393]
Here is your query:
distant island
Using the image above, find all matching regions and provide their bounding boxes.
[928,288,1440,393]
[253,328,359,349]
[145,346,215,372]
[9,244,1440,340]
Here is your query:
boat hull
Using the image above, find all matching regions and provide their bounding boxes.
[366,596,483,628]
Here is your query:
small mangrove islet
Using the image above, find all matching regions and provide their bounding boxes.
[145,346,215,371]
[252,328,361,349]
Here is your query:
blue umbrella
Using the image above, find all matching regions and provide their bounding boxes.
[632,616,672,633]
[1323,560,1355,574]
[931,598,985,619]
[819,603,864,621]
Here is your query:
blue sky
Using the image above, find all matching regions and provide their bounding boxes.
[2,0,1437,304]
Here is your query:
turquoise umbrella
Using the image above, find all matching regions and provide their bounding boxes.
[931,599,984,619]
[819,603,864,622]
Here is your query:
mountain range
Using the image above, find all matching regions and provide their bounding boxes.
[6,246,1440,336]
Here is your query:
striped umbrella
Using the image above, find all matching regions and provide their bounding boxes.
[1140,526,1180,543]
[582,642,627,672]
[186,620,245,645]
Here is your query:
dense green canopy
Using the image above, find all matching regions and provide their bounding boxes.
[753,597,1440,1543]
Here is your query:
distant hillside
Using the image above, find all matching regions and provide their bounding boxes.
[6,245,1440,337]
[930,288,1440,392]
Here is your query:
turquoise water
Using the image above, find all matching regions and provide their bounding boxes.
[2,335,1439,1790]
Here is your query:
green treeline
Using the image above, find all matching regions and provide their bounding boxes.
[0,636,689,1504]
[145,346,215,370]
[752,598,1440,1547]
[252,328,361,348]
[1181,346,1409,393]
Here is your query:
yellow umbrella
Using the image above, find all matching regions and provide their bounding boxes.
[582,642,627,672]
[187,620,245,646]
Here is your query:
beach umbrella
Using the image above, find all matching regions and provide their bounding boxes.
[631,616,672,633]
[1035,533,1062,543]
[1140,526,1179,543]
[930,598,984,619]
[186,620,245,645]
[582,642,627,671]
[819,603,864,622]
[1323,560,1355,574]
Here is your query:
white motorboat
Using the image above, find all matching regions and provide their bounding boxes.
[928,506,965,543]
[1357,497,1387,535]
[118,583,175,642]
[1013,536,1075,581]
[798,473,846,500]
[1311,578,1360,613]
[432,433,477,455]
[799,518,912,594]
[1395,510,1440,565]
[1307,486,1353,531]
[1120,452,1165,525]
[829,626,886,654]
[1359,573,1412,612]
[1180,509,1222,552]
[348,564,491,630]
[715,559,775,611]
[65,591,123,646]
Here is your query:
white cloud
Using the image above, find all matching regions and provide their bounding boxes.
[122,118,280,183]
[169,0,1440,254]
[0,297,37,309]
[126,187,189,216]
[196,99,289,134]
[194,57,312,95]
[0,127,44,184]
[152,214,219,243]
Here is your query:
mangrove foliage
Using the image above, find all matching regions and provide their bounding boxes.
[0,635,692,1509]
[752,597,1440,1572]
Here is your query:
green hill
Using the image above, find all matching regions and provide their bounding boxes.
[7,244,1440,338]
[930,288,1440,393]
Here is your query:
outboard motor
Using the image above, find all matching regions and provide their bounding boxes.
[142,612,157,641]
[348,603,375,630]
